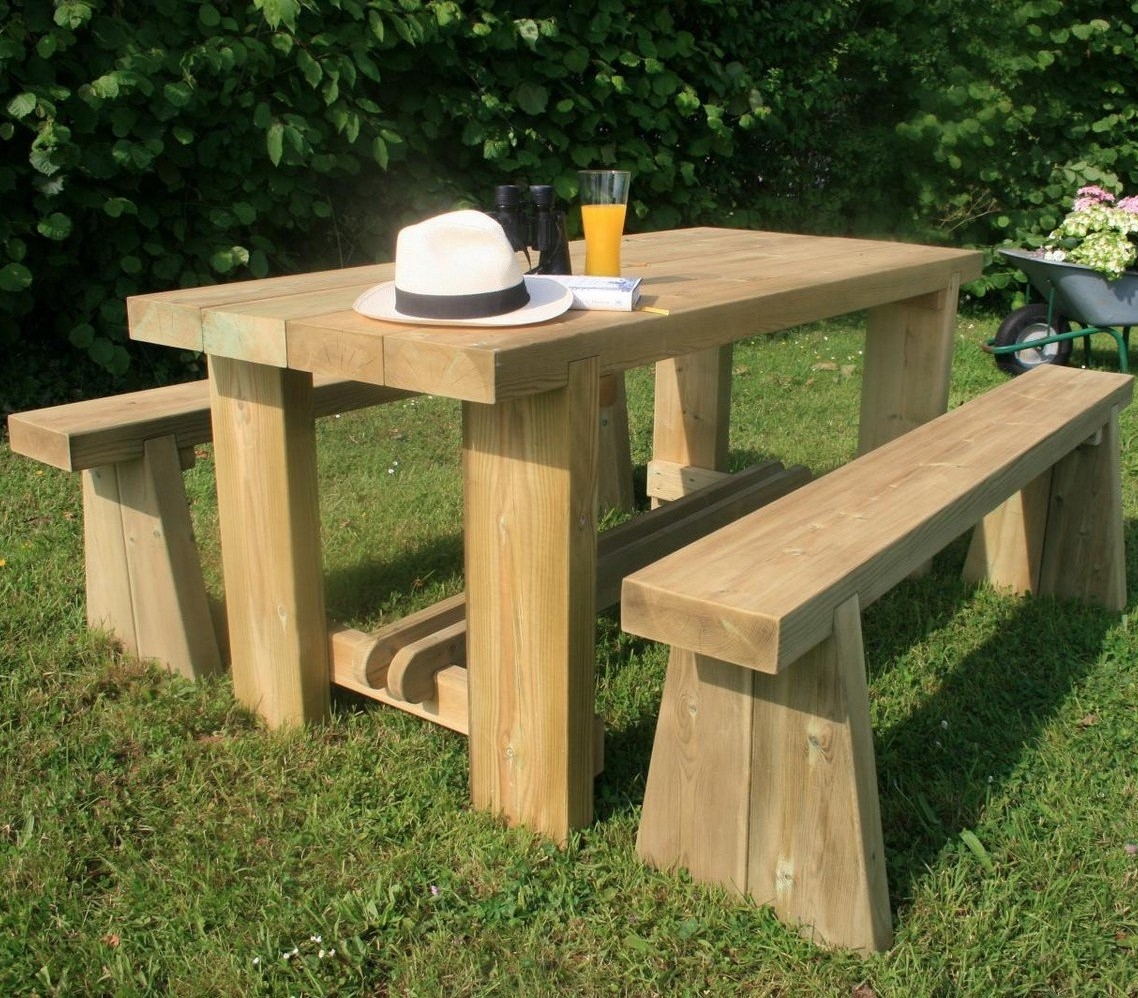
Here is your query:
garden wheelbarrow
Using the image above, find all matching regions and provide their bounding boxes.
[986,247,1138,375]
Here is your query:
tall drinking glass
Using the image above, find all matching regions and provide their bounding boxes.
[578,170,631,276]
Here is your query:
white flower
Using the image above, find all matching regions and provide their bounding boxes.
[1044,188,1138,280]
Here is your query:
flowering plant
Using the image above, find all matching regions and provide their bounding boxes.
[1042,186,1138,281]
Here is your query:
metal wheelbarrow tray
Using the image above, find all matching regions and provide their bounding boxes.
[989,248,1138,375]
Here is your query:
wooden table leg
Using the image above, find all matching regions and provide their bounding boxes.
[209,357,330,727]
[463,357,600,844]
[596,372,634,514]
[648,345,733,507]
[858,275,961,454]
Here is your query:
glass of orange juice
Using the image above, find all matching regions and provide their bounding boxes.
[578,170,631,276]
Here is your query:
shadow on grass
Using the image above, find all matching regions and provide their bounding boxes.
[323,530,465,626]
[865,543,1119,909]
[590,518,1135,920]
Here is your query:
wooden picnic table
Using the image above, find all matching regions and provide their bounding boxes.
[128,227,983,843]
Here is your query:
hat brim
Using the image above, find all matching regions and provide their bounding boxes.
[353,276,573,327]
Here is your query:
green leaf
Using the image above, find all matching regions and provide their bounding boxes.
[211,245,250,273]
[37,212,72,240]
[266,122,284,165]
[514,82,549,116]
[564,48,589,74]
[0,262,33,292]
[69,323,96,348]
[233,202,257,224]
[199,3,221,28]
[164,82,194,108]
[297,50,323,89]
[7,93,37,119]
[89,337,115,366]
[54,1,94,29]
[372,136,389,169]
[103,197,137,218]
[90,74,122,100]
[108,345,132,377]
[515,19,540,48]
[256,0,301,31]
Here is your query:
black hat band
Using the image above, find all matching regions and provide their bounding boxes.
[395,280,530,320]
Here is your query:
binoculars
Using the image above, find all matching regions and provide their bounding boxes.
[490,184,572,276]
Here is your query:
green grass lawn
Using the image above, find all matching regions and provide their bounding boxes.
[2,314,1136,996]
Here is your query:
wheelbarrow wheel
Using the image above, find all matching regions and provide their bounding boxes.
[993,303,1072,376]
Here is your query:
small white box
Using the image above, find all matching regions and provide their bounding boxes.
[546,275,643,311]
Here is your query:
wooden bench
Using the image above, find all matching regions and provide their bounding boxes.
[8,374,815,751]
[620,364,1133,952]
[7,376,411,680]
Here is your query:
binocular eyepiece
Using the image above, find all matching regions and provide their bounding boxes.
[491,184,572,276]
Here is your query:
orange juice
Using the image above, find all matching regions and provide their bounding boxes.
[582,203,627,276]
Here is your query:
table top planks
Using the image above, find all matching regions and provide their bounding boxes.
[128,228,983,404]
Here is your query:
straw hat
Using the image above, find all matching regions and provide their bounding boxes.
[353,209,572,326]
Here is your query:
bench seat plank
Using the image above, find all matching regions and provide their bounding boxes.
[622,364,1133,675]
[7,375,412,472]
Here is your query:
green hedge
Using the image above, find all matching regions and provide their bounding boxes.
[3,0,1137,408]
[2,0,923,407]
[894,0,1138,298]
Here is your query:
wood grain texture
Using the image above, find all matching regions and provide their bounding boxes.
[210,358,330,727]
[115,436,222,679]
[385,620,468,703]
[7,376,410,472]
[637,646,755,890]
[463,356,599,843]
[962,470,1053,593]
[745,596,892,952]
[645,460,730,503]
[649,345,734,507]
[128,229,983,405]
[637,598,891,952]
[1037,409,1126,610]
[858,281,959,455]
[596,372,635,514]
[81,440,222,679]
[82,464,137,649]
[622,365,1133,675]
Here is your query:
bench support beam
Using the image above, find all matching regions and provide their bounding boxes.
[638,595,892,952]
[82,435,223,680]
[964,409,1126,610]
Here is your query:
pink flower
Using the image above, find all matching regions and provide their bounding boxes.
[1117,195,1138,214]
[1073,185,1116,210]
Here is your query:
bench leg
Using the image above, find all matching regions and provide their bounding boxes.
[82,435,223,680]
[638,595,893,952]
[964,410,1126,610]
[1038,409,1126,609]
